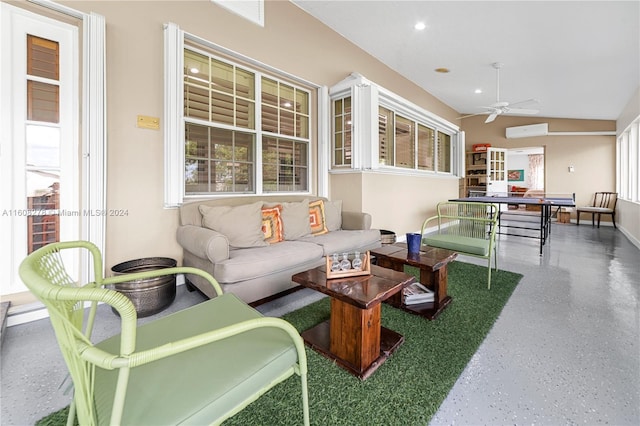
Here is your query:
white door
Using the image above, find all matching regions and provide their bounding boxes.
[0,4,80,296]
[486,147,508,196]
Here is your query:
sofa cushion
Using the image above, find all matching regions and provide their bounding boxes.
[199,202,267,249]
[324,200,342,231]
[280,199,312,240]
[577,207,614,213]
[309,200,328,236]
[214,241,324,284]
[298,229,381,256]
[261,205,284,244]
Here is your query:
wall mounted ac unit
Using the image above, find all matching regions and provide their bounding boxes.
[505,123,548,139]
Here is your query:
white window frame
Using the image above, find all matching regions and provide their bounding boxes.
[328,73,464,177]
[617,116,640,203]
[164,23,326,206]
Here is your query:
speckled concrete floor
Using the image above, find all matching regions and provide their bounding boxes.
[431,224,640,426]
[1,224,638,425]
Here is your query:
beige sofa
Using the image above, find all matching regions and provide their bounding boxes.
[177,196,381,304]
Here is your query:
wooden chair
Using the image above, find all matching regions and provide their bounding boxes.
[576,192,617,228]
[19,241,309,426]
[421,202,499,289]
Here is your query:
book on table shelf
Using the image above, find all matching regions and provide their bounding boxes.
[403,282,434,305]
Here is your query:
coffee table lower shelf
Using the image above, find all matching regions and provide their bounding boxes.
[301,320,404,380]
[386,293,453,320]
[371,244,458,321]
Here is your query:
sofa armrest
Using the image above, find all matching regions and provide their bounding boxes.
[176,225,230,263]
[341,211,372,230]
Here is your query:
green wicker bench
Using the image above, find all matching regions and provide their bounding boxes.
[421,202,499,289]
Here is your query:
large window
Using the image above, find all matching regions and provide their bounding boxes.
[617,117,640,202]
[329,74,462,175]
[177,42,312,197]
[377,106,454,173]
[165,25,320,205]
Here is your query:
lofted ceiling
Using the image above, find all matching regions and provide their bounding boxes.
[292,1,640,122]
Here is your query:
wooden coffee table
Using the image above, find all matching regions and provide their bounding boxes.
[371,243,458,320]
[292,265,415,380]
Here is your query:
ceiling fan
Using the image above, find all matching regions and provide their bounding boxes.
[461,62,540,123]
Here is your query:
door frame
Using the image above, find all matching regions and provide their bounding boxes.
[1,1,106,325]
[506,146,546,191]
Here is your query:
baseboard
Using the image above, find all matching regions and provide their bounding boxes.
[567,219,615,226]
[619,225,640,250]
[6,301,49,327]
[1,301,11,346]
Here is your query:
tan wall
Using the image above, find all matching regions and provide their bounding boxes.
[329,173,363,213]
[461,115,617,221]
[330,172,459,236]
[46,0,460,270]
[362,173,459,235]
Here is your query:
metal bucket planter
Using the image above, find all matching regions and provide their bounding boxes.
[110,257,177,318]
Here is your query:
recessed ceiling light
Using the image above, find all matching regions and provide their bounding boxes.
[414,22,426,30]
[434,67,450,73]
[190,67,199,74]
[475,89,483,94]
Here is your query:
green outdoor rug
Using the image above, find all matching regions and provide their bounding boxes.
[37,261,522,426]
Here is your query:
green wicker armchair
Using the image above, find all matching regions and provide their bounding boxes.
[19,241,309,425]
[421,202,499,289]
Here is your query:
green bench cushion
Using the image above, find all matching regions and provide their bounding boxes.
[94,293,298,425]
[424,234,490,257]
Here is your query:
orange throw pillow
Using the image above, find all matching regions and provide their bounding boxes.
[309,200,328,236]
[262,205,284,244]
